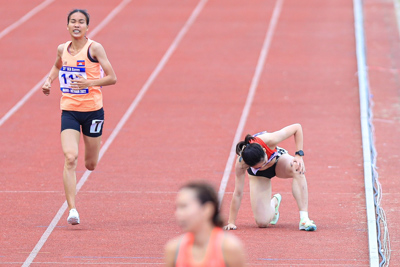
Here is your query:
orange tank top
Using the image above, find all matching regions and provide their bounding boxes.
[175,228,226,267]
[59,39,103,111]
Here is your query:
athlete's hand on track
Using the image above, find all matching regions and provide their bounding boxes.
[71,74,90,89]
[224,223,237,231]
[42,80,51,96]
[292,156,306,175]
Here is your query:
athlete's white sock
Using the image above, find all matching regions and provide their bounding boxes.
[300,211,309,221]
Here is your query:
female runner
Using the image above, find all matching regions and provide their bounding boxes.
[224,124,317,231]
[42,9,117,225]
[165,182,245,267]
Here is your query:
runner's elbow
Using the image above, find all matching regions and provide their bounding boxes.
[111,75,117,85]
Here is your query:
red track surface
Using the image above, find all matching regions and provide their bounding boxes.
[0,0,397,266]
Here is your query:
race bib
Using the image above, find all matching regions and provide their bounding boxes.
[59,66,88,94]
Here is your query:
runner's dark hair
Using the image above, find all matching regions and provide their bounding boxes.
[67,9,90,25]
[181,182,224,228]
[236,134,265,166]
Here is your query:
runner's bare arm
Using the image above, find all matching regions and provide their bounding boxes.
[259,123,305,173]
[224,158,247,230]
[42,44,64,96]
[258,123,303,150]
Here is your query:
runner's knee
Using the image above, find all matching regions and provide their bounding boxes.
[256,220,269,228]
[85,161,97,171]
[64,152,78,169]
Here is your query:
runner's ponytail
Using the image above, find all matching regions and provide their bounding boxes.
[236,134,264,167]
[235,134,255,156]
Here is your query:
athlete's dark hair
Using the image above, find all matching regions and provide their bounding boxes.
[181,182,224,228]
[236,134,265,167]
[67,9,90,25]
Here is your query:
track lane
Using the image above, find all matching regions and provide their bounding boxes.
[221,0,370,265]
[0,0,44,31]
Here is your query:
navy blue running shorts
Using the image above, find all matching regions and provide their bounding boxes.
[61,108,104,137]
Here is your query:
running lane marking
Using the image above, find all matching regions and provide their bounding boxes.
[21,0,208,265]
[217,0,284,206]
[0,0,55,41]
[0,0,130,127]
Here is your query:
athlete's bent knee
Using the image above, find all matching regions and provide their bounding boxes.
[85,161,97,171]
[255,220,269,228]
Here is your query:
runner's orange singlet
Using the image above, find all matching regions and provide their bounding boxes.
[175,227,226,267]
[59,39,103,112]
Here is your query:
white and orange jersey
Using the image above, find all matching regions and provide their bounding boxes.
[59,38,103,112]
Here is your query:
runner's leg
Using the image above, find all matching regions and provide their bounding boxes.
[61,129,80,210]
[83,134,102,171]
[249,175,277,227]
[275,154,308,212]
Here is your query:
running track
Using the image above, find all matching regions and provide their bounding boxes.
[0,0,397,266]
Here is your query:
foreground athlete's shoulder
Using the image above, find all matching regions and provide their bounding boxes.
[165,235,182,265]
[222,233,245,262]
[165,235,182,253]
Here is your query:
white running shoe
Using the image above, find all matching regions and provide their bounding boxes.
[299,218,316,231]
[270,193,282,225]
[67,208,80,225]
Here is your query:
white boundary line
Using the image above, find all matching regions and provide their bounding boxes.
[217,0,284,206]
[353,0,380,266]
[0,0,130,128]
[0,0,55,41]
[394,0,400,36]
[21,0,208,265]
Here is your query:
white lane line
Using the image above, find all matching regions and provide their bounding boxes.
[0,0,55,41]
[353,0,380,266]
[0,190,179,194]
[217,0,284,206]
[0,0,130,128]
[21,0,208,266]
[0,76,47,127]
[394,0,400,37]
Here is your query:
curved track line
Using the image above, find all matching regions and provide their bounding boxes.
[0,0,55,41]
[21,0,208,265]
[217,0,284,206]
[0,0,131,128]
[353,0,380,265]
